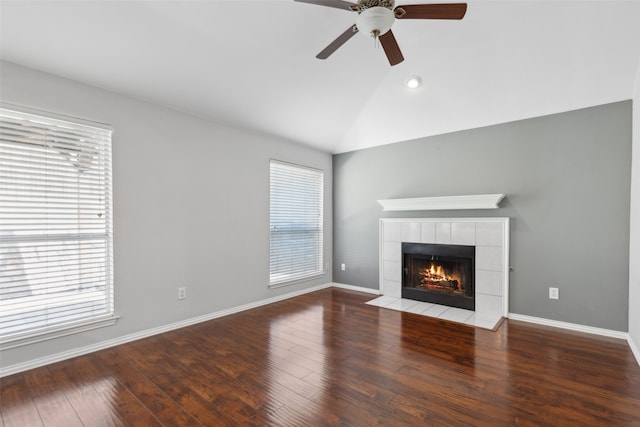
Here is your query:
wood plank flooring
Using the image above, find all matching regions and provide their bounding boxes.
[1,288,639,426]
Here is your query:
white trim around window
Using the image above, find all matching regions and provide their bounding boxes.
[0,105,116,348]
[269,160,324,287]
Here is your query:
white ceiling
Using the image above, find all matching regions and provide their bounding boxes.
[1,0,640,154]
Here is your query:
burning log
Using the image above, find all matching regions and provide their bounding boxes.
[417,264,460,292]
[418,279,459,291]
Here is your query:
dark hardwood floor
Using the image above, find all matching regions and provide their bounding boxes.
[1,288,639,426]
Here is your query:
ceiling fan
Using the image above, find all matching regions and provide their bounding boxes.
[295,0,467,66]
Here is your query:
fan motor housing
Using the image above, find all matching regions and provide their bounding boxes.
[351,0,396,13]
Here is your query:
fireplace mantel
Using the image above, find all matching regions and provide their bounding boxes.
[377,194,505,211]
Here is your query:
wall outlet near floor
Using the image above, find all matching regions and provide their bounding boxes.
[341,263,346,271]
[178,286,186,300]
[549,287,559,300]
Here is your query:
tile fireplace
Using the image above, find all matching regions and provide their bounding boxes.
[379,218,509,329]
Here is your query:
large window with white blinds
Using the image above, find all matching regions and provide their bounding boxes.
[0,106,115,347]
[269,160,323,286]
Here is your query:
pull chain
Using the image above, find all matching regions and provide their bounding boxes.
[372,29,380,49]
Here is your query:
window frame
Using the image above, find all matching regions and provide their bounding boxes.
[269,159,324,288]
[0,104,117,349]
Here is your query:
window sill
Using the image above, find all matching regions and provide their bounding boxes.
[269,273,326,289]
[0,315,120,350]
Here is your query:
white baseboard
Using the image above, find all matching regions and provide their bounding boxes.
[330,282,381,295]
[628,335,640,367]
[0,282,333,378]
[508,313,629,340]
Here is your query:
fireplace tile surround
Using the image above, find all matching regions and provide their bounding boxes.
[371,218,510,330]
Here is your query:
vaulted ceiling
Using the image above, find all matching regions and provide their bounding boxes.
[2,0,640,154]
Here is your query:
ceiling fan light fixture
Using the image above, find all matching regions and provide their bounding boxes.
[356,6,395,38]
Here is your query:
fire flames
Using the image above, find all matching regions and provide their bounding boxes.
[417,263,462,294]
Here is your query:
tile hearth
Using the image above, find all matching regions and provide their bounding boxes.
[366,296,501,330]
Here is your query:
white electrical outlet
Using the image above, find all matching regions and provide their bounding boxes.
[549,287,559,300]
[178,286,186,300]
[341,263,346,271]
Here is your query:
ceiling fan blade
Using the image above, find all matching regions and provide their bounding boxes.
[379,30,404,66]
[396,3,467,20]
[294,0,356,11]
[316,26,359,59]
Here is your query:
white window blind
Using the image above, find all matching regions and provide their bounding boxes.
[270,160,323,286]
[0,107,114,345]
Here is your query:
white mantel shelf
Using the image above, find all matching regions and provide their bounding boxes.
[377,194,505,211]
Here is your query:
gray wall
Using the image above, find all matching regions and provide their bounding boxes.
[0,61,333,370]
[334,101,631,332]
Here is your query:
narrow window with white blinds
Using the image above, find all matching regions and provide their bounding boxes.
[0,107,115,346]
[269,160,323,287]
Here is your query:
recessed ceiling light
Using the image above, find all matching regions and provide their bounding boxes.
[406,75,422,89]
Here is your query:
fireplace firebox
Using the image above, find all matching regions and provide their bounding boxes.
[402,242,475,311]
